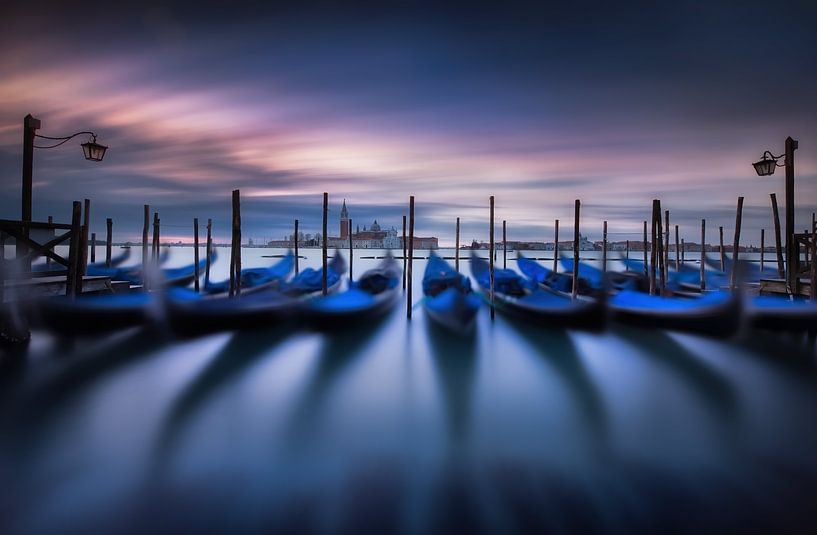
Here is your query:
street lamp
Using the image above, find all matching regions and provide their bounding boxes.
[752,136,798,292]
[18,113,108,265]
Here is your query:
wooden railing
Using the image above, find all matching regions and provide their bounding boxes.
[0,200,83,298]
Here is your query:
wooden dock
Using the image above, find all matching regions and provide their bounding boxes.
[1,275,129,302]
[759,277,812,297]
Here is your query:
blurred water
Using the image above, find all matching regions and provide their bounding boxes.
[2,246,816,533]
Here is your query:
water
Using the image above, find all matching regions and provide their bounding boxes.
[2,247,816,533]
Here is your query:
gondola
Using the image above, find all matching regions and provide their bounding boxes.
[88,248,132,269]
[31,247,132,276]
[422,253,481,332]
[608,289,740,336]
[203,251,295,295]
[559,256,640,293]
[745,295,817,332]
[28,291,162,336]
[517,253,590,294]
[166,255,347,336]
[704,255,779,282]
[304,255,401,330]
[470,253,605,330]
[90,250,215,287]
[621,257,727,292]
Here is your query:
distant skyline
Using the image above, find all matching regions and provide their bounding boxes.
[1,1,816,246]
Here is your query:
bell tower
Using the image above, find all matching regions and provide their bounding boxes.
[340,199,350,239]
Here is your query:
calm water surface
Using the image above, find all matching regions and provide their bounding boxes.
[2,247,816,533]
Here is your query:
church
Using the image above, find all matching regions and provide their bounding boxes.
[326,200,437,249]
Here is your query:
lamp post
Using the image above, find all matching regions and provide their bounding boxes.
[752,136,798,292]
[18,114,107,265]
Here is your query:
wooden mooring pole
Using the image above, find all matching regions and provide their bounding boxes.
[402,215,407,290]
[67,201,82,297]
[674,224,680,271]
[663,209,670,282]
[294,219,299,275]
[626,239,630,261]
[502,219,507,269]
[657,201,665,294]
[455,217,460,272]
[407,196,415,318]
[204,219,213,288]
[81,198,90,275]
[105,218,112,268]
[348,217,353,282]
[700,219,706,291]
[553,219,559,273]
[602,221,608,274]
[719,226,725,272]
[760,229,765,271]
[490,196,495,317]
[730,197,744,290]
[230,189,242,297]
[770,193,784,278]
[811,221,816,301]
[643,220,648,278]
[142,205,149,274]
[321,192,327,296]
[152,212,160,262]
[650,203,658,295]
[45,216,53,267]
[572,199,580,301]
[90,233,96,263]
[193,218,200,292]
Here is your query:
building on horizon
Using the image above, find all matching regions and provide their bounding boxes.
[325,200,438,249]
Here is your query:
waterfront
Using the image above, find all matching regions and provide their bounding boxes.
[2,247,816,533]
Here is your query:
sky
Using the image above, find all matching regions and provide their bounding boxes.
[1,0,816,246]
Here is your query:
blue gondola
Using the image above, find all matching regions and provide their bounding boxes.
[609,289,740,336]
[746,295,817,332]
[422,253,481,332]
[304,255,401,329]
[705,255,780,282]
[470,253,605,330]
[203,251,295,295]
[167,255,347,335]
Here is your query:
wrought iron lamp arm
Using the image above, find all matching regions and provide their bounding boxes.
[34,131,99,149]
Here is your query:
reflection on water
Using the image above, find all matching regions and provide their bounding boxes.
[1,247,816,533]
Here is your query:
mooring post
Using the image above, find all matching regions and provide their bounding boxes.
[67,201,82,297]
[204,218,213,288]
[81,198,90,275]
[402,215,407,290]
[193,218,200,292]
[674,224,680,271]
[232,189,242,297]
[657,201,666,294]
[105,218,112,268]
[643,220,648,279]
[730,197,744,289]
[294,219,299,275]
[700,219,706,292]
[718,226,725,272]
[770,193,784,278]
[348,217,353,282]
[90,233,96,263]
[650,203,658,295]
[152,212,160,262]
[811,221,816,301]
[626,239,630,261]
[602,220,608,274]
[553,219,559,273]
[46,215,53,268]
[490,196,496,317]
[572,199,580,301]
[760,229,765,272]
[142,205,149,275]
[502,219,507,269]
[407,196,415,319]
[455,217,460,272]
[322,192,328,296]
[663,209,670,282]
